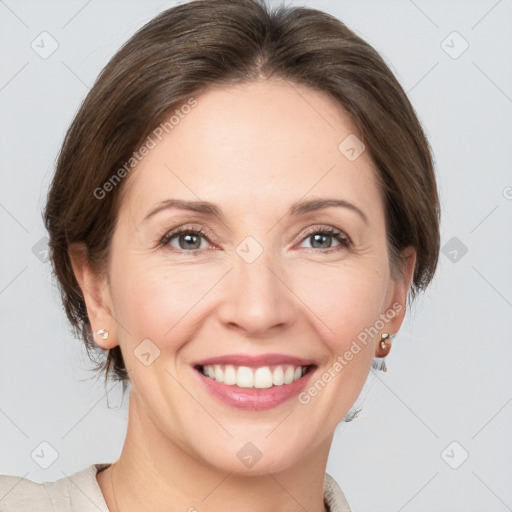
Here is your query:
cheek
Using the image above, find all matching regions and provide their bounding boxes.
[293,262,388,350]
[111,259,207,353]
[291,266,387,425]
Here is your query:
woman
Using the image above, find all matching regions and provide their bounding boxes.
[0,0,439,510]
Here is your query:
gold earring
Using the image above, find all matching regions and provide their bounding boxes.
[97,328,109,340]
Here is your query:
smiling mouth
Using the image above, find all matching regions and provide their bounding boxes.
[194,364,316,389]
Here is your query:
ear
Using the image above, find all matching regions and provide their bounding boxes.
[68,242,118,350]
[375,245,417,358]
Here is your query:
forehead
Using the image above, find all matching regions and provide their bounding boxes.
[119,78,382,222]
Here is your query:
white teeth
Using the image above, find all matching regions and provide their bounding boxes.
[272,366,284,386]
[200,364,307,388]
[284,366,295,384]
[224,365,237,385]
[237,366,253,388]
[214,364,223,383]
[254,367,273,389]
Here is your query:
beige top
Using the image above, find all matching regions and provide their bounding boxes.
[0,463,352,511]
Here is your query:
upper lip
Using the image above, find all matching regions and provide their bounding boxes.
[193,354,316,368]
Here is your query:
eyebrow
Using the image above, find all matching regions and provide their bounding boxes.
[142,198,369,225]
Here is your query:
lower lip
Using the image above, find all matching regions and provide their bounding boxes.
[195,367,316,411]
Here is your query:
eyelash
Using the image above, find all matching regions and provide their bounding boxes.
[160,224,351,255]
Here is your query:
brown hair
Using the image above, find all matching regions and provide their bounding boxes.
[43,0,440,387]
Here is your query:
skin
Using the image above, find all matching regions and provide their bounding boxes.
[70,78,416,512]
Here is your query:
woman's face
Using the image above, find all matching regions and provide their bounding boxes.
[84,78,415,474]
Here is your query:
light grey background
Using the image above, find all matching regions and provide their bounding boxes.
[1,1,511,511]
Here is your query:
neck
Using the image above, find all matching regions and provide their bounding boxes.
[99,390,332,512]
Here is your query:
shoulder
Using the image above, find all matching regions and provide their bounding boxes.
[0,463,112,512]
[324,472,353,512]
[0,473,49,511]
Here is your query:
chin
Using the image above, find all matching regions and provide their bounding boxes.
[185,425,323,476]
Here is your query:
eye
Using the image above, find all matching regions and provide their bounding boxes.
[298,226,351,253]
[160,224,351,254]
[161,225,215,253]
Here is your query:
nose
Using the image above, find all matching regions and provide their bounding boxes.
[217,241,296,338]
